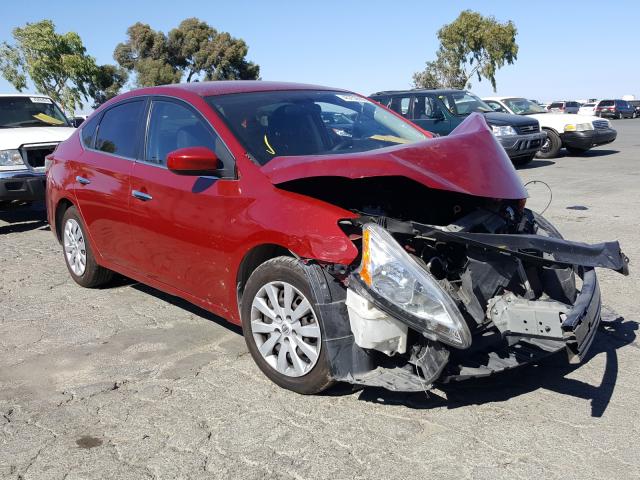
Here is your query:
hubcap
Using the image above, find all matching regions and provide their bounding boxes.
[63,218,87,276]
[541,137,551,152]
[250,281,321,377]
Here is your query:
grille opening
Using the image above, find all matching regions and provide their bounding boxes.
[5,182,24,191]
[22,145,57,168]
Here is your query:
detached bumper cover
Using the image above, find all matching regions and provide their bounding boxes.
[0,171,46,202]
[562,268,601,363]
[561,128,617,149]
[497,132,546,159]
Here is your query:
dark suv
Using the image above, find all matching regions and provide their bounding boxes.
[370,89,545,166]
[628,100,640,117]
[596,100,636,119]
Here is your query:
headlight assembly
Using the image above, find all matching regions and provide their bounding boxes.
[491,125,517,136]
[357,223,471,348]
[0,149,26,170]
[564,123,594,132]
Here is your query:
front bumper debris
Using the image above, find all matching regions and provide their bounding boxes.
[309,210,628,392]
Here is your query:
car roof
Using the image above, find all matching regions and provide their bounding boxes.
[370,88,465,96]
[131,81,347,98]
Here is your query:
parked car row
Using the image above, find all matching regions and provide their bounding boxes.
[372,89,619,162]
[540,99,637,119]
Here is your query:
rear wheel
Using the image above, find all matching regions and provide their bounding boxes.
[241,256,334,394]
[617,112,623,119]
[535,129,562,159]
[61,206,113,288]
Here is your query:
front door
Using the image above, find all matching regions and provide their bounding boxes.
[127,97,239,310]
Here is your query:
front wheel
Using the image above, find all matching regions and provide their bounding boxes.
[241,256,334,394]
[535,129,562,159]
[61,206,113,288]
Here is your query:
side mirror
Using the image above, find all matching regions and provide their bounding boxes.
[71,117,85,128]
[433,108,445,120]
[167,147,223,176]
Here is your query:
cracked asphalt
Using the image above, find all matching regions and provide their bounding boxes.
[1,120,639,480]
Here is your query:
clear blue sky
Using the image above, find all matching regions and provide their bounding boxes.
[2,0,638,112]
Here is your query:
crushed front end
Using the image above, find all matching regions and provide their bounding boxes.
[305,202,629,392]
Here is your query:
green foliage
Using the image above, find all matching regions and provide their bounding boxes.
[88,64,129,108]
[413,10,518,91]
[0,20,125,113]
[115,18,260,87]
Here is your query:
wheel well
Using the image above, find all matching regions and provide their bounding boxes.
[542,126,559,136]
[54,198,74,243]
[236,244,292,308]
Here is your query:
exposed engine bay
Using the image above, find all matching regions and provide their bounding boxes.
[284,178,630,392]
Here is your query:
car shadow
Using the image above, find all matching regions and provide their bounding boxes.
[0,203,48,234]
[130,282,243,335]
[355,314,636,417]
[563,149,620,158]
[516,159,555,170]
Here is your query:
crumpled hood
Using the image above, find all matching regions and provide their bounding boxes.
[0,126,75,150]
[261,113,528,200]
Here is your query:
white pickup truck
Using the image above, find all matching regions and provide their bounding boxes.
[0,94,76,207]
[483,97,617,159]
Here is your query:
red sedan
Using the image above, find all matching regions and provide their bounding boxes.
[46,82,628,394]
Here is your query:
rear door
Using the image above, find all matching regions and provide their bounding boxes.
[409,94,452,135]
[73,99,145,268]
[128,97,238,308]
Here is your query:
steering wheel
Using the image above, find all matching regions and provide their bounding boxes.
[329,137,352,152]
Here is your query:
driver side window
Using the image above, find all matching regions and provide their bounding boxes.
[486,101,508,113]
[145,99,234,176]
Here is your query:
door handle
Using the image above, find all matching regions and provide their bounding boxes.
[132,190,153,201]
[76,176,91,185]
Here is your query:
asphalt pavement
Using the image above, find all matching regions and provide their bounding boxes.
[1,118,639,479]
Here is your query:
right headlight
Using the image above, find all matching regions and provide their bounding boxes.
[564,123,593,132]
[357,223,471,348]
[491,125,517,136]
[0,149,26,171]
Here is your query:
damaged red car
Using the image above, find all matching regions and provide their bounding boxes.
[46,82,629,394]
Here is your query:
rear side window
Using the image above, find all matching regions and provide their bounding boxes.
[411,95,441,118]
[145,100,234,175]
[388,96,411,117]
[80,115,99,149]
[95,101,145,158]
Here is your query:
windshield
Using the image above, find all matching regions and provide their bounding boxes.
[437,91,493,116]
[503,98,547,115]
[206,90,428,165]
[0,96,70,128]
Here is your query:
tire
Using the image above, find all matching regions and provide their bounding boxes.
[241,256,334,394]
[617,112,622,119]
[566,146,590,155]
[61,206,113,288]
[535,129,562,159]
[512,154,535,166]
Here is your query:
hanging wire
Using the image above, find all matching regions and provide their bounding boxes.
[524,180,552,215]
